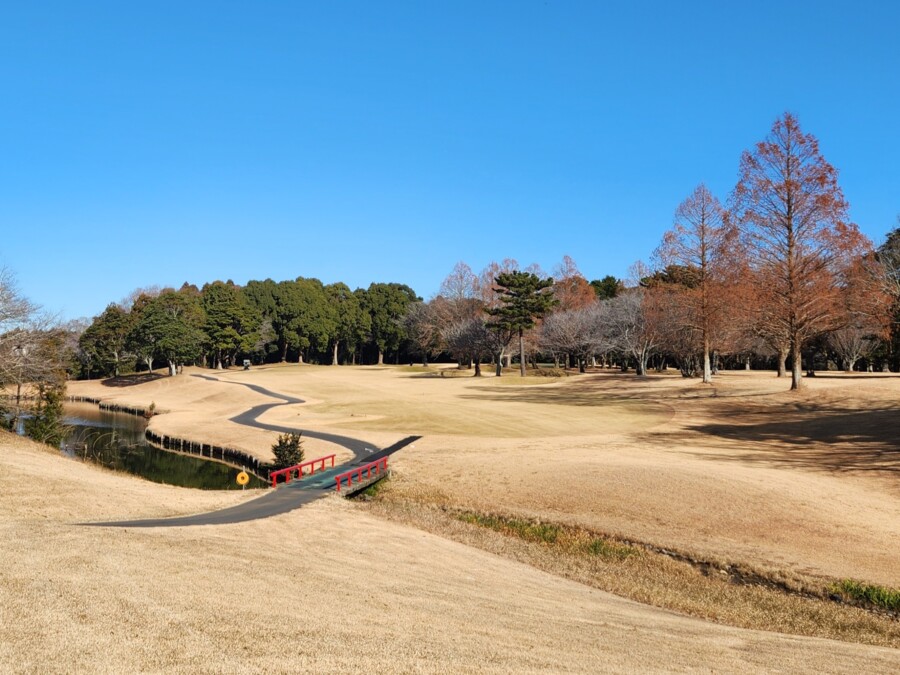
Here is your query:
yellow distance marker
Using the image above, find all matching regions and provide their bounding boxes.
[236,471,250,487]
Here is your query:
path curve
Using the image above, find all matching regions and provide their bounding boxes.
[86,374,419,527]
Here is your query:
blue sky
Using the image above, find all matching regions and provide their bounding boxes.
[2,1,898,320]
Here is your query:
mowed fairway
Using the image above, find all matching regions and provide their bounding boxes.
[2,365,899,672]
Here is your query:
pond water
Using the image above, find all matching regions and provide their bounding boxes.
[51,402,266,490]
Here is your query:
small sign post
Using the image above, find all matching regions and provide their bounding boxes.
[236,471,250,489]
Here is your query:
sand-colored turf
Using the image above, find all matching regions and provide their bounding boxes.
[3,364,897,671]
[2,432,899,673]
[69,365,898,586]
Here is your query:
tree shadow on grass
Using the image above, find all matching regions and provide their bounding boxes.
[100,373,165,388]
[685,406,900,474]
[458,376,675,410]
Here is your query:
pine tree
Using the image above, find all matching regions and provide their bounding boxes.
[488,271,556,377]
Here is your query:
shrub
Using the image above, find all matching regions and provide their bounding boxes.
[272,432,304,469]
[24,383,67,448]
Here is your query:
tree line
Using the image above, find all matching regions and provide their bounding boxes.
[401,113,900,389]
[76,279,420,378]
[3,112,900,398]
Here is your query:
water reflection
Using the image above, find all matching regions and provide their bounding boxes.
[60,403,266,490]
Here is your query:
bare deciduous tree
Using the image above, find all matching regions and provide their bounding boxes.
[442,318,499,376]
[655,184,734,383]
[540,305,606,372]
[603,289,662,376]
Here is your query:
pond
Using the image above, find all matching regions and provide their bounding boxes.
[45,402,267,490]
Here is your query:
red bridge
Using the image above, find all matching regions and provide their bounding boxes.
[269,454,336,488]
[334,457,389,493]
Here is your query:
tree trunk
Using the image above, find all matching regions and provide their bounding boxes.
[777,348,788,377]
[14,383,22,428]
[281,341,288,363]
[745,356,751,370]
[702,336,712,384]
[637,352,649,376]
[377,349,384,365]
[845,359,856,373]
[578,358,586,374]
[790,339,803,390]
[495,350,503,377]
[169,361,177,377]
[332,341,339,366]
[518,329,526,377]
[474,358,482,377]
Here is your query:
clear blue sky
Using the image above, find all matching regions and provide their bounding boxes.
[2,1,898,320]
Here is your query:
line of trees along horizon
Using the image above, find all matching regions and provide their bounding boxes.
[3,112,900,392]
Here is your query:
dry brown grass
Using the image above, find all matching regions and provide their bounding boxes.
[8,434,900,672]
[359,474,900,648]
[4,363,894,671]
[65,365,900,587]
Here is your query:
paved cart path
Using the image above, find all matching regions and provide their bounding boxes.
[86,374,418,527]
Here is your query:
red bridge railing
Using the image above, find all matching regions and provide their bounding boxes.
[335,457,388,492]
[270,454,336,488]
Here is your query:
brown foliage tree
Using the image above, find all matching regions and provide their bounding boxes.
[552,255,597,312]
[655,184,735,383]
[732,112,870,389]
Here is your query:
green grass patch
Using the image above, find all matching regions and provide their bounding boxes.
[583,537,636,560]
[831,579,900,613]
[456,511,561,543]
[350,474,390,500]
[454,510,640,559]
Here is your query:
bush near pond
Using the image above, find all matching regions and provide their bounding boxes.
[272,432,304,469]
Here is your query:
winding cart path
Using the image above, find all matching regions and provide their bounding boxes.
[87,374,418,527]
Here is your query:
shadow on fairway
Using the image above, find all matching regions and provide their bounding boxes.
[100,373,165,387]
[687,405,900,473]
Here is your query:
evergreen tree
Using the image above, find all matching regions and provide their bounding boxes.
[201,281,260,369]
[590,275,622,300]
[325,282,370,365]
[488,271,556,376]
[127,290,205,375]
[362,283,419,364]
[271,432,304,469]
[23,381,67,448]
[79,303,134,378]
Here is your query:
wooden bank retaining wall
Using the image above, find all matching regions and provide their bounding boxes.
[58,396,272,482]
[143,429,270,481]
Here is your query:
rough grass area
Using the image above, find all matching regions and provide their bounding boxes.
[359,475,900,649]
[529,367,571,377]
[455,511,635,560]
